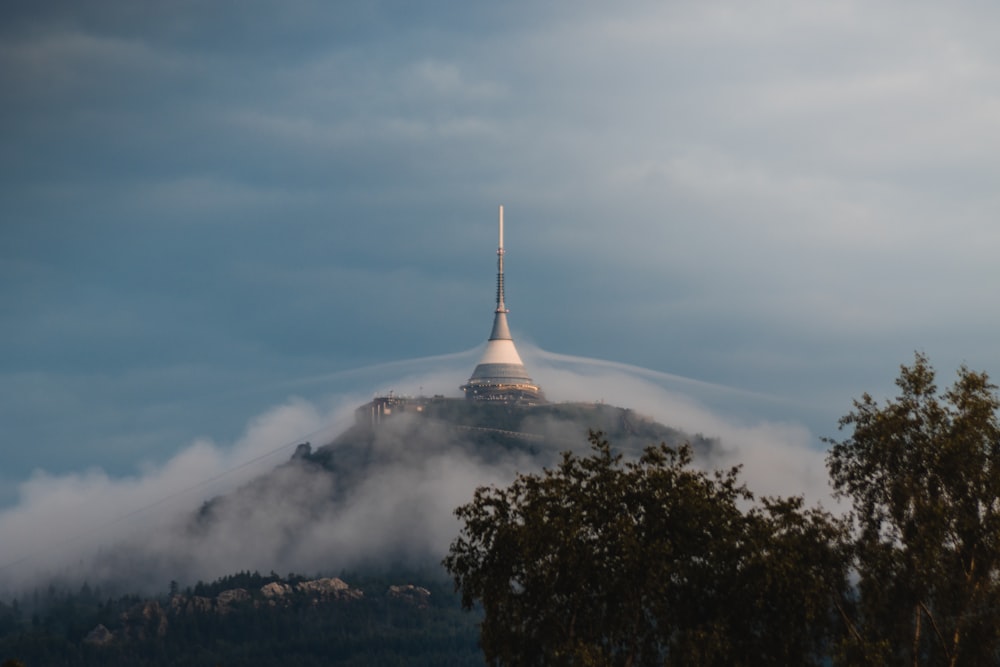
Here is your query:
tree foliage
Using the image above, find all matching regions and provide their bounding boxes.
[444,431,847,666]
[0,573,481,666]
[827,352,1000,666]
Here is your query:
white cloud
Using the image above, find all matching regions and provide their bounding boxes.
[0,350,833,593]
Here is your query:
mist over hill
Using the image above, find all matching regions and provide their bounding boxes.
[0,350,830,599]
[0,365,828,664]
[0,395,715,599]
[162,397,718,588]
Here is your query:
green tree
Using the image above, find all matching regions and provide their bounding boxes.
[827,353,1000,666]
[445,431,847,666]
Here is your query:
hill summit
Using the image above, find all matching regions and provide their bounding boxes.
[188,394,717,576]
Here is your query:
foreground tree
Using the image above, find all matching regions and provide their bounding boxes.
[827,353,1000,666]
[445,432,847,666]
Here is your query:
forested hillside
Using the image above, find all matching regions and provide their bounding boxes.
[23,359,1000,667]
[1,398,711,666]
[0,571,480,666]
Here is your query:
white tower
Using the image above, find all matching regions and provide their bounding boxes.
[461,206,544,403]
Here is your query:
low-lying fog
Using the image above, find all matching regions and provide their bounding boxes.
[0,346,834,595]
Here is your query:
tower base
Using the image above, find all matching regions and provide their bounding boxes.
[460,381,545,404]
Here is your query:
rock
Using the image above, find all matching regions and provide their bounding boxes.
[295,577,363,600]
[217,588,249,603]
[216,588,250,613]
[84,623,114,646]
[387,584,431,608]
[260,581,292,598]
[120,601,168,640]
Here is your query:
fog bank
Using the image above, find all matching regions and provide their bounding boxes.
[0,348,833,594]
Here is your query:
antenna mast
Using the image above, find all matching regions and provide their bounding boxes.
[460,203,544,404]
[496,204,507,313]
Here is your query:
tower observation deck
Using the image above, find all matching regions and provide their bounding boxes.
[461,206,545,404]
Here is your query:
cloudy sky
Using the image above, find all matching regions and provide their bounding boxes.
[3,1,999,511]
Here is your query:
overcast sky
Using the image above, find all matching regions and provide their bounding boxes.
[3,1,999,506]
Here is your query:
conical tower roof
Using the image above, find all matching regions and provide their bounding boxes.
[461,206,544,403]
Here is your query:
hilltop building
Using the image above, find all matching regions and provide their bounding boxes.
[461,206,545,404]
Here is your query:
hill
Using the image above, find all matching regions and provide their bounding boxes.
[189,396,718,574]
[308,395,716,473]
[0,570,480,666]
[0,397,716,665]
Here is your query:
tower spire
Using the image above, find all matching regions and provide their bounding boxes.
[496,204,507,313]
[461,205,544,404]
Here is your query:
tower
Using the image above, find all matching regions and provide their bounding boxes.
[461,206,545,403]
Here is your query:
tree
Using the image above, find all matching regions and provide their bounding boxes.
[445,431,847,666]
[827,353,1000,666]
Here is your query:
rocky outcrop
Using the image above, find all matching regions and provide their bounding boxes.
[86,575,369,646]
[83,623,114,646]
[260,581,293,598]
[216,587,250,613]
[295,577,363,601]
[387,584,431,608]
[119,601,169,641]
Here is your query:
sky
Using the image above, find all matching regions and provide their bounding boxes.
[2,1,999,543]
